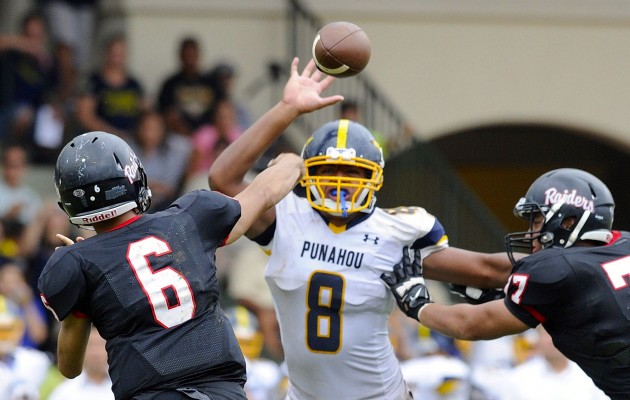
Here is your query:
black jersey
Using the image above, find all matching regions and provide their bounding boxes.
[38,190,246,400]
[505,230,630,399]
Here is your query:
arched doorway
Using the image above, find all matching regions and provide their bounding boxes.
[431,122,630,232]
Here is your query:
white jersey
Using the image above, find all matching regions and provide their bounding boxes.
[264,193,448,400]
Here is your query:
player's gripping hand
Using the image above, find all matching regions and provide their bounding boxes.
[380,247,432,321]
[449,284,505,305]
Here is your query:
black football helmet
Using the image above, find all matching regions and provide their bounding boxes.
[505,168,614,265]
[300,119,384,216]
[55,131,152,228]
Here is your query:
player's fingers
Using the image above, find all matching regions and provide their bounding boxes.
[318,75,337,91]
[318,95,344,108]
[76,237,85,242]
[290,57,299,76]
[311,69,324,82]
[393,263,406,281]
[56,233,75,246]
[302,58,316,76]
[380,272,396,287]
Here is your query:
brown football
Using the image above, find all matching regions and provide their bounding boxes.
[312,21,371,78]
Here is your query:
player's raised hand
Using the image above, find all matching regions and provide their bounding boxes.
[55,233,84,250]
[281,57,344,114]
[381,247,432,321]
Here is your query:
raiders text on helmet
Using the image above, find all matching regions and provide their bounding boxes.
[300,119,384,217]
[505,168,614,265]
[55,131,152,227]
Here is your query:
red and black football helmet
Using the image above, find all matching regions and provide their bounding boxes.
[505,168,614,265]
[55,131,152,228]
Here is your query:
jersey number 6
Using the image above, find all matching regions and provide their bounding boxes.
[127,236,196,328]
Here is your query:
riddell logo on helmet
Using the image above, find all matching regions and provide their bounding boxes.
[544,188,594,212]
[82,210,118,224]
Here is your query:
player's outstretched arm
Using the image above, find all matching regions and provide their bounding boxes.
[209,57,343,198]
[225,153,305,244]
[381,247,529,340]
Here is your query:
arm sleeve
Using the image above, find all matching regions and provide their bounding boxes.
[37,250,88,321]
[175,190,242,247]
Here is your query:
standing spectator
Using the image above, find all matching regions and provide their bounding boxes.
[32,41,80,164]
[0,294,51,400]
[48,325,114,400]
[0,145,43,258]
[208,62,251,129]
[129,110,192,211]
[0,10,52,144]
[76,34,146,141]
[157,36,219,136]
[41,0,100,74]
[38,131,305,399]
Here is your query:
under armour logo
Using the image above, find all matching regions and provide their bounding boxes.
[363,234,379,245]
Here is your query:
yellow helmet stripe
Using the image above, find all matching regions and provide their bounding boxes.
[337,119,350,148]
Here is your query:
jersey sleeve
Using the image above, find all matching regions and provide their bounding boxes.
[174,190,241,247]
[406,209,449,260]
[504,252,572,327]
[37,249,88,321]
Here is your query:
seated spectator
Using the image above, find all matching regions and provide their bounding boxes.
[187,99,243,182]
[129,110,192,211]
[0,9,53,145]
[48,325,114,400]
[225,305,284,400]
[0,294,51,400]
[0,262,49,349]
[493,327,609,400]
[157,36,220,136]
[76,34,147,141]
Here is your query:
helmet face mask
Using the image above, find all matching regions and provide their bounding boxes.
[300,119,384,217]
[505,168,615,265]
[55,131,152,228]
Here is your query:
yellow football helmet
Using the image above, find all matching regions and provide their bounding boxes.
[300,119,384,217]
[225,305,265,360]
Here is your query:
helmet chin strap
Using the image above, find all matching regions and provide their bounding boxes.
[565,210,591,247]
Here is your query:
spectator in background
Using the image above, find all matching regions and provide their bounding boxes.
[225,238,284,361]
[76,34,146,141]
[0,145,43,258]
[41,0,100,74]
[208,62,251,129]
[129,110,192,212]
[0,262,49,349]
[185,98,243,191]
[48,325,114,400]
[494,327,609,400]
[0,294,51,400]
[32,41,80,164]
[338,98,389,158]
[157,36,219,137]
[225,305,284,400]
[0,10,52,145]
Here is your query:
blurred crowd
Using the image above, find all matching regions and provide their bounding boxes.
[0,3,610,400]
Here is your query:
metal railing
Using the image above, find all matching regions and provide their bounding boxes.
[285,0,508,252]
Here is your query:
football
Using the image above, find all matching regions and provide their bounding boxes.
[312,21,371,78]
